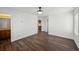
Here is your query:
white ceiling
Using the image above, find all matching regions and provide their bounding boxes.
[12,7,74,16]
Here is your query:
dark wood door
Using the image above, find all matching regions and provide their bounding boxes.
[0,30,10,40]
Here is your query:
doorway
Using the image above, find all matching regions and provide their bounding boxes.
[0,13,11,42]
[37,16,48,33]
[73,8,79,48]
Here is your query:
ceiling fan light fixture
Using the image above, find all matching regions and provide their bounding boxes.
[37,11,43,14]
[37,7,43,14]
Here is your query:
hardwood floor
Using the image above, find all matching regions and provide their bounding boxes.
[0,31,78,51]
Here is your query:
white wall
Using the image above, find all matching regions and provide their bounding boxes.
[0,8,37,42]
[49,12,73,39]
[0,7,74,42]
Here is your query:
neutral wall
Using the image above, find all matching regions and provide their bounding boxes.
[0,8,37,42]
[0,7,74,42]
[48,12,73,39]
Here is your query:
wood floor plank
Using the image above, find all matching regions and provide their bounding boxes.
[0,31,78,51]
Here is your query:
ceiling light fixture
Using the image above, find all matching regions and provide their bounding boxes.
[37,7,43,14]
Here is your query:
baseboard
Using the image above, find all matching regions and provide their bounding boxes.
[48,33,73,40]
[11,33,37,42]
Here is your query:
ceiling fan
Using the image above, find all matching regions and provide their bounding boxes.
[32,7,43,16]
[37,7,43,14]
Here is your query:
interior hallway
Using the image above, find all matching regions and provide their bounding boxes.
[0,31,78,51]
